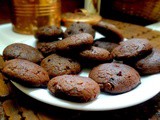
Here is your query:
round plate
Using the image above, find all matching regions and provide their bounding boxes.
[1,24,160,111]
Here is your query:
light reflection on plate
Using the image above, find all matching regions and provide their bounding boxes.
[1,24,160,111]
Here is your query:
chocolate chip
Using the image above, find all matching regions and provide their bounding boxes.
[109,78,114,81]
[117,71,122,76]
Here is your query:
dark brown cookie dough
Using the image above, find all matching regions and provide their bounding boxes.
[35,25,63,41]
[48,75,100,102]
[63,22,95,38]
[135,48,160,75]
[3,43,44,63]
[41,54,81,78]
[111,38,153,61]
[79,46,113,61]
[93,21,124,42]
[36,41,58,56]
[56,33,94,51]
[93,38,119,52]
[89,63,141,94]
[2,59,50,87]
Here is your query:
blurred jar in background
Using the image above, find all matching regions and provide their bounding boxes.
[9,0,61,35]
[84,0,101,14]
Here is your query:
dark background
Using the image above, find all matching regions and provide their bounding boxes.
[0,0,155,25]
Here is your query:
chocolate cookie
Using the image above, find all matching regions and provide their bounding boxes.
[111,38,153,61]
[56,33,94,51]
[93,38,119,52]
[48,75,100,102]
[93,21,124,42]
[41,54,81,78]
[89,63,141,94]
[135,49,160,75]
[3,43,44,63]
[2,59,50,87]
[35,25,63,41]
[79,46,113,61]
[37,41,58,56]
[63,22,95,38]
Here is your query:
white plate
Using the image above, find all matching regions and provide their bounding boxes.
[1,24,160,111]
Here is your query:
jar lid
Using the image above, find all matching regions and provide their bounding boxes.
[61,9,102,27]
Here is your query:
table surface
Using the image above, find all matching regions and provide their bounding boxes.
[0,19,160,120]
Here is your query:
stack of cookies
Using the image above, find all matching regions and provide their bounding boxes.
[1,20,160,103]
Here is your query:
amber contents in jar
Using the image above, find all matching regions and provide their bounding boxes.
[61,9,102,27]
[9,0,61,35]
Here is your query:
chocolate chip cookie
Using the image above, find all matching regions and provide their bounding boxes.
[111,38,153,61]
[2,59,50,87]
[48,75,100,102]
[63,22,95,38]
[40,54,81,78]
[56,33,94,51]
[93,38,119,52]
[135,48,160,75]
[3,43,44,63]
[35,25,63,41]
[79,46,113,61]
[36,41,58,56]
[89,63,141,94]
[93,21,124,42]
